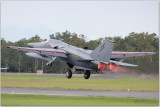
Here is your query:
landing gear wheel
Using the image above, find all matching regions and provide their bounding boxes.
[84,70,90,79]
[66,69,72,79]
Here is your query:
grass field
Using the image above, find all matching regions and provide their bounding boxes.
[1,72,66,75]
[1,94,159,106]
[1,76,158,92]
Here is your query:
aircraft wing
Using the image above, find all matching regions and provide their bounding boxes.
[7,46,67,58]
[110,52,156,59]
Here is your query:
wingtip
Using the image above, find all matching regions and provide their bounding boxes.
[154,52,157,54]
[151,52,157,55]
[146,52,157,55]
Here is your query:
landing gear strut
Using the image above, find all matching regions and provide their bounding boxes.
[65,69,72,79]
[83,70,91,79]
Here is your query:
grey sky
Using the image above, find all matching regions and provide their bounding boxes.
[1,1,159,42]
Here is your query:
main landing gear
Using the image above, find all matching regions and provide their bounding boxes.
[65,69,72,79]
[84,70,90,79]
[65,69,91,79]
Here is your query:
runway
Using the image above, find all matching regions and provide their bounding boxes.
[1,73,119,79]
[1,88,159,98]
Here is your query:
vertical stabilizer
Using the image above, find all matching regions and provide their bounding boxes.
[90,39,114,63]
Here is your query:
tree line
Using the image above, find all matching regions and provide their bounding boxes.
[1,31,159,74]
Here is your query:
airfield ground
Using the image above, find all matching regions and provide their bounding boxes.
[1,94,159,106]
[1,72,159,106]
[1,74,158,92]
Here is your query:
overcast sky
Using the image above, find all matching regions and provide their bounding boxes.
[1,1,159,42]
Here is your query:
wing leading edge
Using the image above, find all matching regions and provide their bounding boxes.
[110,52,156,59]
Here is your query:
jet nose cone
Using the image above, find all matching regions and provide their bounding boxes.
[27,43,34,48]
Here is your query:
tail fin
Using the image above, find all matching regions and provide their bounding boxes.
[90,39,114,63]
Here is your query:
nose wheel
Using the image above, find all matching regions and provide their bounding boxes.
[84,70,91,79]
[65,69,72,79]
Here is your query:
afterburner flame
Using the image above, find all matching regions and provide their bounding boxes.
[98,62,110,70]
[109,63,128,72]
[98,62,129,72]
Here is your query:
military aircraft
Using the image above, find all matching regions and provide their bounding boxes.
[7,39,156,79]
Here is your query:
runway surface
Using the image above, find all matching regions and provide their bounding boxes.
[1,88,159,98]
[1,74,119,79]
[2,72,156,79]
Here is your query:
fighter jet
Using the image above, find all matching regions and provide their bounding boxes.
[7,39,156,79]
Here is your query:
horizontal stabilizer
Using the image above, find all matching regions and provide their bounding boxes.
[110,60,138,67]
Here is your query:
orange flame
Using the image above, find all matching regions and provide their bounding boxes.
[109,63,128,72]
[98,62,110,70]
[98,63,129,72]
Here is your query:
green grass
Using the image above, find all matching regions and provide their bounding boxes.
[1,76,158,92]
[1,72,64,75]
[1,94,159,106]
